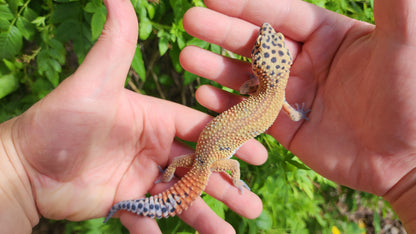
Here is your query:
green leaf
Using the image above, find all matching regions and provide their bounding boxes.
[203,194,225,218]
[186,37,209,49]
[0,25,23,59]
[177,33,185,49]
[37,42,64,87]
[0,4,14,20]
[54,19,80,42]
[159,74,172,86]
[84,1,98,13]
[131,45,146,81]
[47,59,61,72]
[139,17,152,40]
[210,44,221,54]
[44,68,59,87]
[90,5,107,40]
[146,2,155,19]
[183,71,197,86]
[0,17,9,31]
[23,6,38,21]
[31,16,46,27]
[0,73,19,99]
[158,35,169,56]
[48,38,66,63]
[16,16,35,40]
[2,58,15,71]
[51,2,82,24]
[6,0,23,15]
[169,44,183,73]
[255,210,273,230]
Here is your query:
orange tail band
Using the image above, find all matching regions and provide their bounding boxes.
[104,167,209,222]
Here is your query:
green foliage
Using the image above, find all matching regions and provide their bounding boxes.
[0,0,400,233]
[305,0,374,23]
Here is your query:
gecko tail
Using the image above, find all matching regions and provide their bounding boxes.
[104,168,208,222]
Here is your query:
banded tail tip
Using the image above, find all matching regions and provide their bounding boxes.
[103,208,116,223]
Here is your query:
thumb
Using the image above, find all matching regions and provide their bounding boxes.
[374,0,416,44]
[71,0,138,92]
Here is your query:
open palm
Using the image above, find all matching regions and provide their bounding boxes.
[181,0,416,198]
[10,0,265,233]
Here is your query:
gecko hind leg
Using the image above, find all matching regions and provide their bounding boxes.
[210,159,250,194]
[155,153,195,184]
[283,100,310,121]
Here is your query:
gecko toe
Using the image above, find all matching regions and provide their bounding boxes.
[295,103,310,121]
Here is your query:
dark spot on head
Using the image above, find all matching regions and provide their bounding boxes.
[184,192,189,197]
[275,65,281,69]
[126,203,130,209]
[162,207,167,213]
[278,50,284,56]
[271,50,276,54]
[282,59,287,64]
[155,204,160,210]
[138,203,143,209]
[122,204,126,209]
[143,208,148,212]
[149,204,154,209]
[264,52,270,58]
[270,84,274,88]
[271,57,276,63]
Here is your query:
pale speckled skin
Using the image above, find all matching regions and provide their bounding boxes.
[104,23,305,222]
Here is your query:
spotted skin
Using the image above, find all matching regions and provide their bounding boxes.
[103,23,307,222]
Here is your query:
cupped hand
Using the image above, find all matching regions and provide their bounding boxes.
[9,0,266,233]
[180,0,416,197]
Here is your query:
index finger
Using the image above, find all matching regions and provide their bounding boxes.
[204,0,349,41]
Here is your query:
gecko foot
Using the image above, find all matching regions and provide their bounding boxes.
[239,73,259,95]
[154,165,165,184]
[234,179,251,194]
[295,103,311,121]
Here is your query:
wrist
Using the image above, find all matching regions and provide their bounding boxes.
[0,117,39,232]
[383,167,416,233]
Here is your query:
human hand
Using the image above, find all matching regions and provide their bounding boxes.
[1,0,267,233]
[181,0,416,218]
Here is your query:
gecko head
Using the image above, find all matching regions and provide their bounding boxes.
[251,23,293,79]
